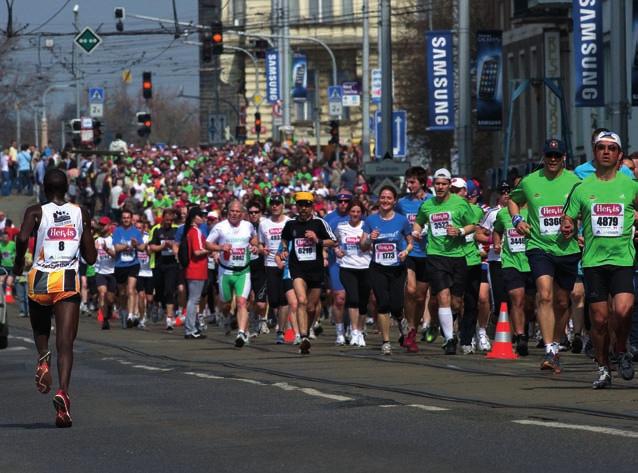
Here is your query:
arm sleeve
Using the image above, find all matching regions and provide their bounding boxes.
[281,221,292,242]
[415,202,428,226]
[317,218,337,241]
[206,225,219,244]
[493,211,504,234]
[509,179,526,206]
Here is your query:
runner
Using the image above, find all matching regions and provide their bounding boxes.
[183,206,210,339]
[206,199,259,347]
[413,169,476,355]
[135,219,153,328]
[508,138,581,373]
[246,199,269,335]
[94,216,116,330]
[360,185,413,355]
[12,168,97,428]
[279,191,337,354]
[396,167,431,353]
[562,130,637,388]
[335,199,371,347]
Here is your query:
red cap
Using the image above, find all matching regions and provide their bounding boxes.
[98,216,111,225]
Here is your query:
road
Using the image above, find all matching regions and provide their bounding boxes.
[2,308,638,473]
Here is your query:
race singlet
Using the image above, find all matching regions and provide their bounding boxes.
[375,242,398,266]
[538,206,562,235]
[294,238,316,261]
[430,212,451,237]
[507,228,526,253]
[591,203,623,237]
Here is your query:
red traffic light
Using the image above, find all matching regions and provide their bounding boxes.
[142,71,152,99]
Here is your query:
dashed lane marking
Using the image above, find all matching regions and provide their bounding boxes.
[8,335,34,344]
[512,420,638,439]
[380,404,450,412]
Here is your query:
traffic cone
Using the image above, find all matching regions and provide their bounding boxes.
[174,314,185,327]
[97,308,104,323]
[284,327,295,344]
[5,287,15,304]
[486,302,518,359]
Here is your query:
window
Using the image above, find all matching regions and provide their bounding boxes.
[322,0,333,20]
[308,0,333,21]
[289,0,300,22]
[342,0,353,18]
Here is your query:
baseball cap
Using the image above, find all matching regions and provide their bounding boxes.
[295,191,314,203]
[433,168,452,181]
[207,210,220,219]
[466,179,481,198]
[593,130,622,148]
[543,138,566,156]
[270,194,284,205]
[497,181,511,193]
[451,177,467,189]
[336,193,353,201]
[98,216,111,226]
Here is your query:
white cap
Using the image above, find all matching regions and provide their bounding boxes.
[451,177,467,189]
[433,168,452,181]
[594,130,622,149]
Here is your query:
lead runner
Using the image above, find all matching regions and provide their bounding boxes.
[13,168,97,427]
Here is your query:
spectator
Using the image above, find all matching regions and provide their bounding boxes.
[340,159,357,192]
[0,149,10,196]
[110,178,124,221]
[17,144,33,195]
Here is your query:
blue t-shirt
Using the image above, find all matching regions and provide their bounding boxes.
[174,224,186,242]
[324,210,350,264]
[362,213,411,267]
[574,160,635,180]
[112,226,144,267]
[397,194,431,258]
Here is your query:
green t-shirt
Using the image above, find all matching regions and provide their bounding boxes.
[493,207,530,272]
[0,240,16,267]
[510,168,580,256]
[564,173,638,268]
[463,203,484,266]
[416,193,475,258]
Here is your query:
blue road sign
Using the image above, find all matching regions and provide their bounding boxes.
[88,87,105,104]
[328,85,343,102]
[374,110,408,158]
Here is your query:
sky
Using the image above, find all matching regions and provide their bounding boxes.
[7,0,200,113]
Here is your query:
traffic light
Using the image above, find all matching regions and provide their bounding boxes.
[254,39,268,59]
[329,120,339,145]
[70,119,81,147]
[92,119,102,145]
[114,7,125,32]
[235,125,247,142]
[211,21,223,55]
[201,30,212,63]
[254,112,262,135]
[142,71,152,99]
[136,112,152,138]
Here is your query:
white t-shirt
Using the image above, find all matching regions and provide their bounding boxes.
[206,220,255,273]
[258,216,290,267]
[335,221,371,269]
[479,206,501,262]
[137,233,152,277]
[94,236,115,275]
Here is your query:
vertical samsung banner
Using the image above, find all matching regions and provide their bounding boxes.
[476,30,503,129]
[544,31,562,138]
[632,0,638,105]
[425,31,454,131]
[572,0,604,107]
[291,53,308,102]
[265,48,280,104]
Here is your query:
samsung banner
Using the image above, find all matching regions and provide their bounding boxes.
[632,0,638,105]
[425,31,454,131]
[573,0,604,107]
[291,53,308,102]
[476,31,503,129]
[265,48,280,104]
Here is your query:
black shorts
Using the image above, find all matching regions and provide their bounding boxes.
[583,265,634,303]
[405,256,429,283]
[480,263,489,284]
[339,267,371,314]
[502,267,536,294]
[283,278,293,293]
[266,266,287,308]
[290,269,324,289]
[426,255,467,297]
[114,264,140,285]
[79,262,87,277]
[95,273,117,293]
[251,268,267,303]
[368,263,406,317]
[526,249,580,291]
[136,276,154,294]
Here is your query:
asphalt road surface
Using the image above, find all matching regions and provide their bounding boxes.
[2,308,638,473]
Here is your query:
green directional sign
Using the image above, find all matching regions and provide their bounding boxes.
[74,27,102,54]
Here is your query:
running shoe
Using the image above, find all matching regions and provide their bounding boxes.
[365,317,374,326]
[404,328,419,353]
[617,352,635,381]
[126,316,134,329]
[185,331,207,340]
[420,324,429,342]
[53,390,72,428]
[350,331,360,347]
[313,321,323,336]
[571,333,583,354]
[137,318,147,329]
[477,333,491,352]
[540,352,561,373]
[358,333,366,348]
[461,344,474,355]
[308,328,317,340]
[258,319,270,335]
[335,334,346,346]
[35,351,52,394]
[592,365,612,389]
[166,317,175,331]
[275,331,285,345]
[443,337,457,355]
[381,342,392,355]
[235,331,248,348]
[102,319,110,330]
[299,337,311,355]
[293,334,302,345]
[558,336,570,352]
[425,325,438,344]
[514,334,529,357]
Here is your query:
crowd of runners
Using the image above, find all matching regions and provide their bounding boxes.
[5,127,638,427]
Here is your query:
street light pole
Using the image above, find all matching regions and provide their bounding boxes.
[73,5,80,119]
[42,84,75,150]
[362,0,371,162]
[380,0,392,159]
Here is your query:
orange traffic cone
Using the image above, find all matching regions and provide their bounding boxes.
[284,327,295,344]
[97,308,104,323]
[5,288,15,304]
[174,314,185,327]
[486,302,518,359]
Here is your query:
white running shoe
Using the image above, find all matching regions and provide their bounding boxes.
[365,317,374,326]
[350,331,360,347]
[259,319,270,335]
[358,333,366,347]
[461,344,474,355]
[478,332,492,352]
[381,342,392,355]
[308,328,317,340]
[293,334,302,345]
[335,334,346,346]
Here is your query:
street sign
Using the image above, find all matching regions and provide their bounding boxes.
[371,69,382,104]
[342,81,360,107]
[252,94,263,106]
[374,110,408,158]
[80,117,94,144]
[89,103,103,118]
[208,113,226,144]
[272,101,282,118]
[74,27,102,54]
[328,85,343,117]
[88,87,104,104]
[122,69,132,83]
[363,160,410,177]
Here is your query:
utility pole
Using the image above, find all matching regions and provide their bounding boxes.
[15,102,21,145]
[610,0,629,147]
[458,0,471,176]
[380,0,392,159]
[282,0,291,131]
[314,69,321,161]
[73,5,80,119]
[362,0,370,162]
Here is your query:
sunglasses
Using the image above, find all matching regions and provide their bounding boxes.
[297,201,313,207]
[248,210,261,215]
[595,143,620,153]
[544,154,563,160]
[337,199,350,204]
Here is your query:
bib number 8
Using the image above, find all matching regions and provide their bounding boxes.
[59,241,65,251]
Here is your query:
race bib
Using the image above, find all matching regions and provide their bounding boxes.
[294,238,316,261]
[538,206,562,235]
[465,233,474,243]
[343,236,360,255]
[160,239,174,256]
[231,247,247,264]
[97,248,109,261]
[137,251,149,264]
[375,242,398,266]
[430,212,451,237]
[507,228,526,253]
[591,203,624,237]
[120,241,135,262]
[407,213,416,224]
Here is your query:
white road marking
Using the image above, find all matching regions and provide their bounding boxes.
[184,371,224,380]
[236,378,266,386]
[8,335,34,344]
[3,346,28,351]
[380,404,449,412]
[512,420,638,439]
[298,388,353,402]
[132,364,173,372]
